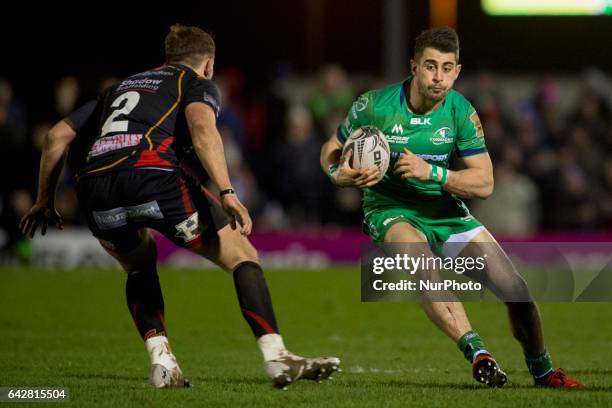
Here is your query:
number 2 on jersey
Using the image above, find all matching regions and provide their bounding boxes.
[101,91,140,136]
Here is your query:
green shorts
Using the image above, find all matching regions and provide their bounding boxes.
[363,195,483,246]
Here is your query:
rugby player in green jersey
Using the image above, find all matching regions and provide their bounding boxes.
[320,27,583,389]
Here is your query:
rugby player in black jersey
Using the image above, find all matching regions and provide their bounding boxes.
[20,24,339,389]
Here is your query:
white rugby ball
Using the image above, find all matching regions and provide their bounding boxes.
[342,126,390,181]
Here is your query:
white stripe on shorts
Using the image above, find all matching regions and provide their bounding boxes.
[440,226,486,258]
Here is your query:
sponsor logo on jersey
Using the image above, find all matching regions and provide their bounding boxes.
[88,133,143,158]
[387,135,409,144]
[416,153,448,162]
[116,78,163,92]
[391,124,404,134]
[392,152,448,162]
[93,201,164,230]
[470,111,484,137]
[410,117,431,125]
[430,127,454,145]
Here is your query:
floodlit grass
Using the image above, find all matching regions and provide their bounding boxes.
[1,266,610,407]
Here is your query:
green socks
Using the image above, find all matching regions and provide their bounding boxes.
[458,331,554,380]
[457,330,488,363]
[526,350,554,379]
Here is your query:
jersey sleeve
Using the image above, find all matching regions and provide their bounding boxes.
[182,78,222,118]
[336,92,374,145]
[455,101,487,157]
[65,100,99,132]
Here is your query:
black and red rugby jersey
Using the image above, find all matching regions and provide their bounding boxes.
[66,64,221,177]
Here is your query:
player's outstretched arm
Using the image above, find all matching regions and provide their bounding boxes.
[19,120,75,237]
[185,102,252,235]
[320,135,379,188]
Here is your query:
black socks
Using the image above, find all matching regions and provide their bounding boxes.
[233,261,279,337]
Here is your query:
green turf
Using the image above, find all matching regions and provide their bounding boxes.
[1,266,610,407]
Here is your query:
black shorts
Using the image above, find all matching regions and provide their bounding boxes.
[76,169,229,252]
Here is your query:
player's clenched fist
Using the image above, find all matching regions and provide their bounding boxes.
[394,148,432,181]
[331,149,380,189]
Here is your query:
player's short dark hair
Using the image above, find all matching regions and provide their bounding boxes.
[414,26,459,62]
[165,24,215,66]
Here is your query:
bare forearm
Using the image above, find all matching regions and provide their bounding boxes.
[443,168,493,199]
[36,139,69,205]
[192,127,233,191]
[320,137,342,173]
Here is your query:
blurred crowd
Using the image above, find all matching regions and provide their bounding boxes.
[2,65,611,259]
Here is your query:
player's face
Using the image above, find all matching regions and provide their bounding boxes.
[411,47,461,102]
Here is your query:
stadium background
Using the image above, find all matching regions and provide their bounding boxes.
[2,1,612,264]
[1,2,611,406]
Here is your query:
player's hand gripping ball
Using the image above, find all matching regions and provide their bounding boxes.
[342,126,390,182]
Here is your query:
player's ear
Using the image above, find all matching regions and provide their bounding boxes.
[410,59,417,76]
[204,57,215,79]
[455,63,462,79]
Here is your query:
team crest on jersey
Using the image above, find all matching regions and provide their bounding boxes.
[470,112,484,137]
[354,95,368,111]
[175,212,201,242]
[351,95,368,118]
[430,127,454,145]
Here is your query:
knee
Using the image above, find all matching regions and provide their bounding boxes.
[233,238,259,265]
[114,238,157,273]
[484,267,531,302]
[505,275,531,301]
[217,232,260,271]
[506,300,537,315]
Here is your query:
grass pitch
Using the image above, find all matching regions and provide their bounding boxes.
[1,266,611,407]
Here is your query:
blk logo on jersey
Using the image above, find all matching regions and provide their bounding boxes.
[410,117,431,125]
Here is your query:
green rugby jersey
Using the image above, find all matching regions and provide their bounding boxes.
[336,77,486,209]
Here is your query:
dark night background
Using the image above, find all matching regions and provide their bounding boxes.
[3,1,611,100]
[2,0,612,255]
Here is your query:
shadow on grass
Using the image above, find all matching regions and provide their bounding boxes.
[377,379,612,392]
[188,375,269,386]
[63,373,143,382]
[571,369,612,376]
[61,372,612,393]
